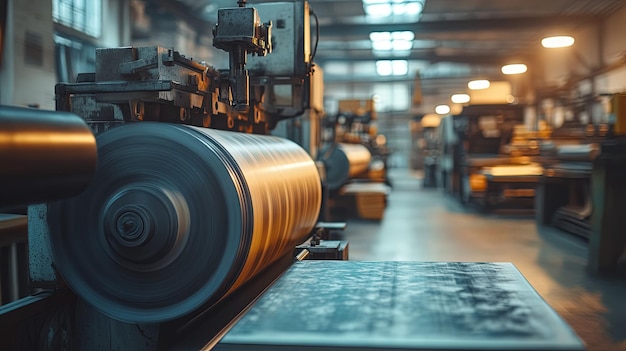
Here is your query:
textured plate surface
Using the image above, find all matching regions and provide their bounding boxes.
[217,261,585,350]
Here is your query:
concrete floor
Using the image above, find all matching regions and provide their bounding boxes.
[341,169,626,351]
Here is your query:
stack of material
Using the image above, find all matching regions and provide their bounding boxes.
[340,182,390,220]
[483,163,544,178]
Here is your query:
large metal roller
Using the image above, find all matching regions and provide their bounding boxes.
[324,143,372,190]
[0,106,97,207]
[48,123,321,322]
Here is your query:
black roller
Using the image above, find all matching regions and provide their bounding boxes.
[0,106,97,207]
[324,143,371,190]
[48,123,321,322]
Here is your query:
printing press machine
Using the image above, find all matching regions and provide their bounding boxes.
[441,105,544,212]
[0,2,585,350]
[321,99,391,221]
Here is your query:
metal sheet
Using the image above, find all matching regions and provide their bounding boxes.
[217,261,585,351]
[48,123,321,322]
[0,106,97,207]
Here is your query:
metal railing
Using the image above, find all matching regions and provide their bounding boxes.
[0,214,29,305]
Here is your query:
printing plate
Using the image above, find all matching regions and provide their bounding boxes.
[216,261,584,350]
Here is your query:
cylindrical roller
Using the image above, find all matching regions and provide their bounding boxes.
[0,106,97,207]
[324,143,371,190]
[48,123,321,322]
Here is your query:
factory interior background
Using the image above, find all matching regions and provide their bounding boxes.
[2,0,626,350]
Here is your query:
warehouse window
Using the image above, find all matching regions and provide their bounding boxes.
[54,34,96,82]
[372,83,409,111]
[52,0,102,37]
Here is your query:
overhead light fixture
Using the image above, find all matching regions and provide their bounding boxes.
[376,60,408,76]
[468,80,490,90]
[363,0,425,19]
[501,63,528,74]
[451,93,470,104]
[372,40,393,51]
[370,31,414,53]
[541,36,575,48]
[369,32,391,42]
[501,63,527,75]
[435,104,450,115]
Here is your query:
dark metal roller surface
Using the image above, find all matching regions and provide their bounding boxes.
[48,123,321,322]
[325,143,371,190]
[0,106,97,207]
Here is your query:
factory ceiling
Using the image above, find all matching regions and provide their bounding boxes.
[151,0,625,90]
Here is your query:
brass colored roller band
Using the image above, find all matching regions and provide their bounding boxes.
[339,143,372,177]
[191,127,323,294]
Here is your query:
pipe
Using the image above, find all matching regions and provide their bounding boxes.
[0,105,97,208]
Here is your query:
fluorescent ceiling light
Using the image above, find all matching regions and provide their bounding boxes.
[392,31,414,41]
[468,79,490,90]
[373,41,393,51]
[435,104,450,115]
[404,1,423,15]
[392,40,413,51]
[365,3,393,17]
[376,61,393,76]
[392,3,406,15]
[392,60,408,75]
[369,32,391,41]
[363,0,424,19]
[370,31,414,53]
[376,60,408,76]
[501,63,527,75]
[451,94,470,104]
[541,36,575,48]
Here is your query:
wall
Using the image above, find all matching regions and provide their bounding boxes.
[324,81,413,168]
[1,0,56,109]
[102,0,132,47]
[0,0,131,108]
[595,4,626,93]
[538,5,626,94]
[602,4,626,66]
[130,2,226,68]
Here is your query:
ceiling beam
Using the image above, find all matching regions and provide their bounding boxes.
[323,73,502,84]
[319,15,599,37]
[315,50,523,65]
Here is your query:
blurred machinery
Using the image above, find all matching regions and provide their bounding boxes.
[535,95,611,240]
[410,113,441,188]
[536,143,599,239]
[321,99,390,220]
[440,104,544,212]
[533,92,626,275]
